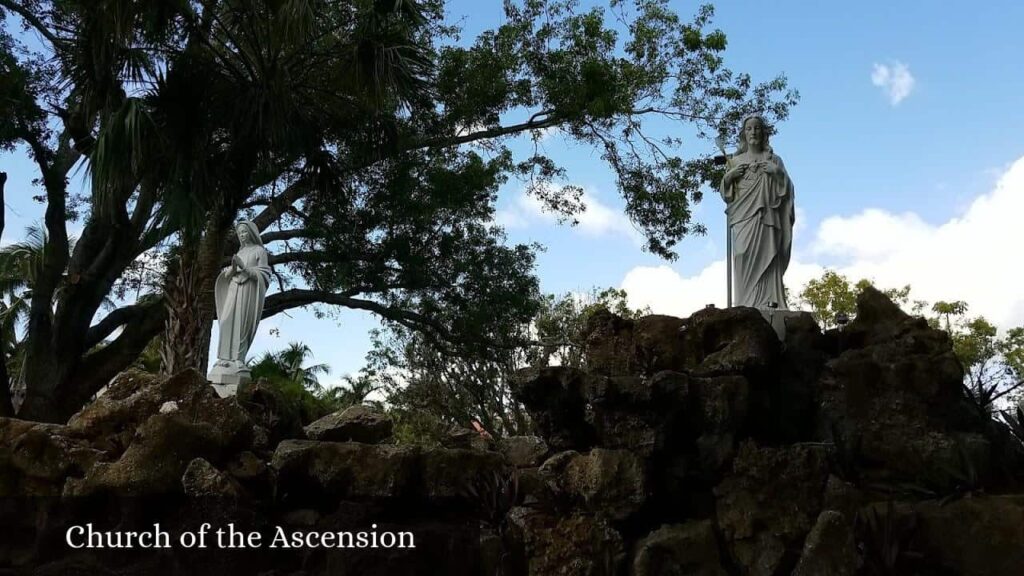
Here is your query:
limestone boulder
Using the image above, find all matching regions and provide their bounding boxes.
[0,417,100,496]
[303,404,393,444]
[539,448,648,520]
[512,367,596,451]
[817,290,992,490]
[500,436,549,468]
[860,496,1024,576]
[272,440,418,503]
[182,458,243,499]
[714,442,829,576]
[507,506,624,576]
[631,521,727,576]
[792,511,858,576]
[677,306,780,379]
[583,311,688,377]
[66,411,244,497]
[272,440,509,509]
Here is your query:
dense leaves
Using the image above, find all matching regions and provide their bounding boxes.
[374,288,648,441]
[0,0,796,421]
[797,270,1024,412]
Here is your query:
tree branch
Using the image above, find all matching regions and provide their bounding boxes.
[67,300,167,420]
[253,180,309,231]
[415,111,561,150]
[262,289,449,337]
[84,300,160,349]
[251,113,564,233]
[0,0,64,48]
[268,250,337,266]
[261,228,308,243]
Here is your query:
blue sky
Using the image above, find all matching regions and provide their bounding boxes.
[4,1,1024,386]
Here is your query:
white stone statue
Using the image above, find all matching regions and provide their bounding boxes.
[720,115,795,311]
[209,220,272,396]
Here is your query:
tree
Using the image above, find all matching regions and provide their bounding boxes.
[375,288,649,440]
[249,341,336,423]
[928,303,1024,413]
[250,342,330,392]
[796,270,911,329]
[797,271,1024,413]
[1,0,796,422]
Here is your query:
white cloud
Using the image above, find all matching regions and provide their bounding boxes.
[871,61,915,105]
[498,186,642,244]
[622,155,1024,329]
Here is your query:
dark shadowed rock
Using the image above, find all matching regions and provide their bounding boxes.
[539,448,647,520]
[584,371,691,456]
[632,520,727,576]
[0,418,101,496]
[817,290,992,490]
[417,446,509,504]
[512,367,596,451]
[182,458,243,499]
[68,369,249,456]
[67,411,245,497]
[272,440,418,503]
[272,440,508,508]
[677,306,780,379]
[501,436,550,468]
[861,496,1024,576]
[303,404,393,443]
[443,426,493,451]
[583,311,688,377]
[507,506,624,576]
[236,378,306,444]
[792,510,857,576]
[62,371,255,498]
[842,285,910,348]
[714,441,829,576]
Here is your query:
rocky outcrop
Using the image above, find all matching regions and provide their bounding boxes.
[538,448,648,520]
[714,442,830,575]
[507,506,625,576]
[3,290,1024,575]
[303,404,394,443]
[632,521,727,576]
[792,511,858,576]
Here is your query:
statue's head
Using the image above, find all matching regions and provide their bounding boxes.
[736,115,771,154]
[235,221,262,247]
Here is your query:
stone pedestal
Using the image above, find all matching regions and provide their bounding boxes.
[208,365,250,398]
[757,308,805,341]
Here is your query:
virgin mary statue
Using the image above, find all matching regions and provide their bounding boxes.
[720,115,795,310]
[210,221,272,390]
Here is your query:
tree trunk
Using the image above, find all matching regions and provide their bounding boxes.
[0,171,12,417]
[160,218,229,376]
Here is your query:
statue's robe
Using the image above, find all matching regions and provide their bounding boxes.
[214,243,272,364]
[721,151,795,309]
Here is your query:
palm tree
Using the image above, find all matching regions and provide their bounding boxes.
[249,341,330,392]
[0,225,85,404]
[322,372,381,410]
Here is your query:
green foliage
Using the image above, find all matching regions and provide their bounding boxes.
[2,0,797,421]
[461,468,520,526]
[939,309,1024,413]
[374,287,649,441]
[798,271,1024,413]
[855,502,923,576]
[1000,406,1024,448]
[533,287,650,368]
[796,270,910,329]
[249,342,339,423]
